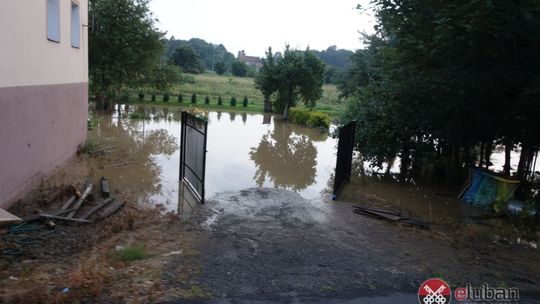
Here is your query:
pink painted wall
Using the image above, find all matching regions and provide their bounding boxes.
[0,83,87,208]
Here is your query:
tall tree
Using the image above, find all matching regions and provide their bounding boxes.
[89,0,164,99]
[340,0,540,182]
[255,46,325,118]
[231,60,248,77]
[170,45,204,74]
[214,60,227,75]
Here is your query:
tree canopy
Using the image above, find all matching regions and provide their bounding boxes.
[231,60,248,77]
[165,37,235,73]
[255,46,325,118]
[89,0,165,96]
[170,45,205,74]
[339,0,540,183]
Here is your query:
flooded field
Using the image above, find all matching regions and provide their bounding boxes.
[90,105,337,210]
[88,105,535,222]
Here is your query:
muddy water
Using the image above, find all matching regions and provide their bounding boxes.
[89,105,337,211]
[89,105,532,222]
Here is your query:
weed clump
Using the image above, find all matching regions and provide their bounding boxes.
[113,245,146,262]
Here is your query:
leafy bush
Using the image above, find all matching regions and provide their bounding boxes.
[307,112,331,129]
[138,92,144,100]
[191,93,197,104]
[243,96,248,107]
[163,93,170,102]
[230,96,237,106]
[178,94,183,103]
[218,96,223,105]
[289,107,330,129]
[151,94,156,101]
[205,96,210,104]
[289,107,310,125]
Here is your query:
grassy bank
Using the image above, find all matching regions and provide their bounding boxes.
[128,73,345,117]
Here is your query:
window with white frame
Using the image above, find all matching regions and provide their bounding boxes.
[47,0,60,42]
[71,1,80,48]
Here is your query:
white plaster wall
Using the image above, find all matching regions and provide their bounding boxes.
[0,0,89,88]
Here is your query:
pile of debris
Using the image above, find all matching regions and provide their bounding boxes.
[1,177,124,257]
[21,177,122,225]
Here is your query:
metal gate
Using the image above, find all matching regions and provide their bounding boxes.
[333,121,356,200]
[179,111,208,204]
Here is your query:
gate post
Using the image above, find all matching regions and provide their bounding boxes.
[333,121,356,200]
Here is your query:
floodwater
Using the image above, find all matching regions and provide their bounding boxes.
[89,105,534,222]
[90,105,337,211]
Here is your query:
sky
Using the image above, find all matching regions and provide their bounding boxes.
[149,0,376,57]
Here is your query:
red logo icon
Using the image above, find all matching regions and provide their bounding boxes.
[418,278,452,304]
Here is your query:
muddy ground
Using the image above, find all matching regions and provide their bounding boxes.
[1,159,540,303]
[180,188,540,303]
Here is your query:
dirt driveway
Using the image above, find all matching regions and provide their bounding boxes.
[174,188,540,303]
[2,187,540,303]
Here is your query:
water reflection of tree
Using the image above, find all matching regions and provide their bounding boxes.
[249,120,317,191]
[94,115,179,204]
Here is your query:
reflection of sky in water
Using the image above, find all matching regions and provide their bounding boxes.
[104,105,537,211]
[106,106,337,209]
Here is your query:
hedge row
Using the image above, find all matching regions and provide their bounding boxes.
[136,92,251,107]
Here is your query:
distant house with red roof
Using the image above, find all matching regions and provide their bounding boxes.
[237,50,262,70]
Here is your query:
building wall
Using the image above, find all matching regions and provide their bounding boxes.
[0,0,88,208]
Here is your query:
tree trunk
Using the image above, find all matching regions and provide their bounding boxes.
[399,145,410,182]
[517,143,531,181]
[96,94,106,111]
[484,140,493,169]
[282,101,290,120]
[478,141,484,168]
[503,139,512,176]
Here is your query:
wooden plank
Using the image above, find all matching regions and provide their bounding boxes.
[20,208,76,223]
[68,184,93,218]
[39,214,92,223]
[79,198,114,220]
[0,208,21,225]
[61,196,76,210]
[401,219,430,229]
[353,205,401,216]
[98,200,124,220]
[353,209,403,221]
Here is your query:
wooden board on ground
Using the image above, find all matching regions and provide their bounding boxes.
[98,200,124,220]
[80,198,114,220]
[20,208,76,223]
[39,214,92,223]
[0,208,21,225]
[352,205,430,230]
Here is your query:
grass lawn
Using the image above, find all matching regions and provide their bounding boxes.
[129,73,346,117]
